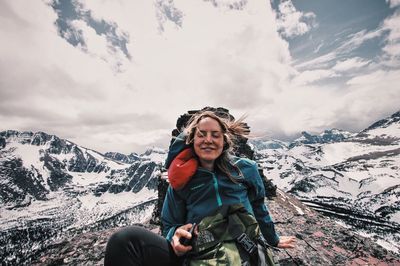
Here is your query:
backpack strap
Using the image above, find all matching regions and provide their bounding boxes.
[237,233,257,254]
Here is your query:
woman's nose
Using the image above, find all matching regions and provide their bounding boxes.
[205,134,212,143]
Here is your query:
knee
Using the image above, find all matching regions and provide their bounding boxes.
[105,226,146,265]
[107,226,144,248]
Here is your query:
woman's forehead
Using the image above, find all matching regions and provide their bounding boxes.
[196,117,223,131]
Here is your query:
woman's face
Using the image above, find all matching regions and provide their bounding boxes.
[193,117,224,166]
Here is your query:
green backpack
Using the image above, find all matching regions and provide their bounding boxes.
[185,204,279,266]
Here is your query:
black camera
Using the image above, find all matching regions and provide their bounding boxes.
[179,223,196,246]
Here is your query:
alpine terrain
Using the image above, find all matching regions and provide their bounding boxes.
[252,111,400,253]
[0,130,166,264]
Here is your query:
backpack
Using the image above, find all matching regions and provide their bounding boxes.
[184,204,279,266]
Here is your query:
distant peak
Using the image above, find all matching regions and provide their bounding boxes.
[391,111,400,118]
[363,110,400,132]
[104,151,140,164]
[291,128,353,147]
[141,147,166,156]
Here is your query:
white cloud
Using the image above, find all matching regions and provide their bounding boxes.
[257,68,400,137]
[330,11,400,68]
[295,20,387,71]
[294,51,337,70]
[340,69,400,127]
[275,0,317,38]
[296,29,382,71]
[337,29,383,54]
[382,11,400,58]
[386,0,400,8]
[313,41,324,53]
[292,69,338,86]
[383,43,400,58]
[68,19,130,71]
[333,57,370,72]
[347,70,390,86]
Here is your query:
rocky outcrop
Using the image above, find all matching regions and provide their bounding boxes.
[102,160,159,195]
[0,137,6,149]
[270,191,400,265]
[41,153,73,191]
[0,156,48,205]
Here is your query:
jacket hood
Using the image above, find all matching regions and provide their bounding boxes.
[164,132,190,169]
[167,148,198,190]
[165,132,199,190]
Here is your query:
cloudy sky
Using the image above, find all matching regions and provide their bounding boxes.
[1,0,399,154]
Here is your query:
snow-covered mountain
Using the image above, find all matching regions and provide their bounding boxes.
[104,151,141,164]
[289,128,355,148]
[252,111,400,252]
[0,130,167,264]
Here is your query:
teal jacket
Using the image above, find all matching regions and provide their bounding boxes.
[161,133,280,246]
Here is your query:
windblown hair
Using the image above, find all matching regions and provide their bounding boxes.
[184,110,249,183]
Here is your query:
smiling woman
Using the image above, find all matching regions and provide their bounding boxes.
[192,117,225,169]
[104,109,296,266]
[183,111,248,182]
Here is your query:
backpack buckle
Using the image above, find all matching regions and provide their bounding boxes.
[237,233,256,254]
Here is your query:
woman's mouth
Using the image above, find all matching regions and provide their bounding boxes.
[201,147,215,151]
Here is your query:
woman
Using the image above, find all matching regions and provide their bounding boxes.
[104,110,296,266]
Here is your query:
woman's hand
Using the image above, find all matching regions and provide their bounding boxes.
[277,236,296,249]
[171,223,195,256]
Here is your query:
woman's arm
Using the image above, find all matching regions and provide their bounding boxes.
[161,186,197,255]
[161,186,186,240]
[247,161,296,248]
[251,196,280,246]
[245,160,280,246]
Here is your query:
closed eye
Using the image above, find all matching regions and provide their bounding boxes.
[197,130,222,138]
[212,133,221,138]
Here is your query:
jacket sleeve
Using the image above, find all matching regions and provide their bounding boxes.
[161,185,186,241]
[246,161,280,247]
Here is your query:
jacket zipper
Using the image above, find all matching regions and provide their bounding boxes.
[198,168,223,207]
[212,173,222,207]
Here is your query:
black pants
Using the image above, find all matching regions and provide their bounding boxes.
[104,226,183,266]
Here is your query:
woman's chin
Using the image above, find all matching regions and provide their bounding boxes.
[199,156,217,163]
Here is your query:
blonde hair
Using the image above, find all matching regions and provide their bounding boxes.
[183,110,249,182]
